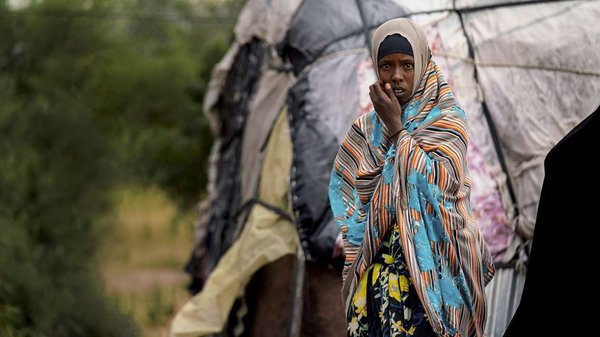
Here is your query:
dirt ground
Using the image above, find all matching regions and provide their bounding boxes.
[99,185,194,337]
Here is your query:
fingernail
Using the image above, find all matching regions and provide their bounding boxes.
[385,83,391,90]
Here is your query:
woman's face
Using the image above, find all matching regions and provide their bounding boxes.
[378,52,415,105]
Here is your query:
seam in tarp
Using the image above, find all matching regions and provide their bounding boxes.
[434,52,600,77]
[235,198,294,223]
[306,0,584,66]
[456,0,588,14]
[206,40,266,269]
[355,0,372,55]
[296,48,367,78]
[268,64,294,72]
[456,11,521,226]
[406,0,586,16]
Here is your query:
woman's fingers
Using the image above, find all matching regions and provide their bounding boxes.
[372,82,388,103]
[369,84,376,99]
[383,82,398,102]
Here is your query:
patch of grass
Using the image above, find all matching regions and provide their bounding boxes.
[99,184,195,337]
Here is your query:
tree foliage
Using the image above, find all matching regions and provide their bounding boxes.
[0,0,240,335]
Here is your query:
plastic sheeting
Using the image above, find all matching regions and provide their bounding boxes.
[287,50,372,261]
[422,13,518,262]
[464,0,600,238]
[240,69,295,225]
[484,268,527,337]
[204,0,301,117]
[204,40,265,275]
[280,0,406,74]
[172,110,297,337]
[203,43,240,123]
[395,0,567,12]
[235,0,302,45]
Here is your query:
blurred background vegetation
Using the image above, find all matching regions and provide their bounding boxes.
[0,0,242,335]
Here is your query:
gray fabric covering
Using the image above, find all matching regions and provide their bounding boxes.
[280,0,406,74]
[305,50,370,142]
[240,70,295,212]
[287,50,370,261]
[427,12,518,263]
[234,0,302,45]
[204,40,266,277]
[465,0,600,237]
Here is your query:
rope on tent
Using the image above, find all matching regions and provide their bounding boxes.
[434,52,600,77]
[355,0,372,55]
[296,48,368,78]
[235,198,294,223]
[456,11,521,227]
[306,0,584,78]
[403,0,589,17]
[458,0,590,14]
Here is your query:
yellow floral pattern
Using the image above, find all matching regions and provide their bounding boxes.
[346,225,432,337]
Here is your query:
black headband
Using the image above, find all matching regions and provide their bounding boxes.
[377,34,413,61]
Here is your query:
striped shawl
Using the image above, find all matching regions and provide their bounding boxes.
[329,59,495,337]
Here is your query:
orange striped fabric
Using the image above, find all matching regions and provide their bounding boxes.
[329,59,495,337]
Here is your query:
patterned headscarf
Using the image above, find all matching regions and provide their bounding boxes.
[329,18,495,337]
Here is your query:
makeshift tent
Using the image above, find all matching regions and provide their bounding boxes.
[175,0,600,336]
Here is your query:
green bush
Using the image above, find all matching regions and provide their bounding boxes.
[0,0,240,334]
[0,92,136,336]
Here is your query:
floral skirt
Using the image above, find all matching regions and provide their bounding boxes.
[346,224,436,337]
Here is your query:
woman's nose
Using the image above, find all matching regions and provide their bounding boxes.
[391,67,403,82]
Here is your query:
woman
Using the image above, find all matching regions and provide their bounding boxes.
[329,18,495,337]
